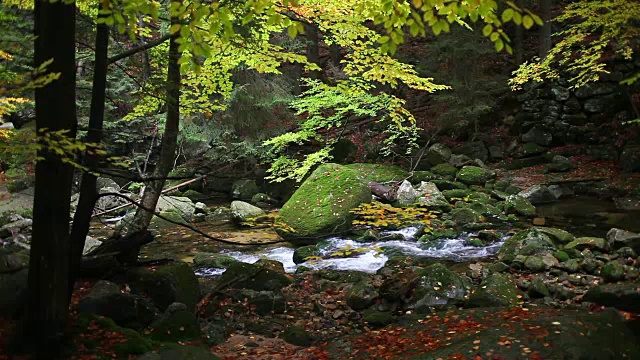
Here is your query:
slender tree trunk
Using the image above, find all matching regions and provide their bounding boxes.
[26,2,76,358]
[539,0,552,59]
[68,6,110,298]
[130,15,181,232]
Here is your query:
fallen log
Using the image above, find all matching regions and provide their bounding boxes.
[368,181,396,203]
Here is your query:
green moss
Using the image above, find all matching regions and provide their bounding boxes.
[411,171,437,183]
[431,163,459,178]
[442,189,470,201]
[536,227,575,244]
[565,237,610,252]
[466,273,520,308]
[128,262,201,312]
[276,163,371,242]
[345,163,409,182]
[504,195,536,217]
[553,251,570,262]
[456,166,495,186]
[193,253,239,268]
[151,308,201,342]
[150,210,188,228]
[418,228,461,242]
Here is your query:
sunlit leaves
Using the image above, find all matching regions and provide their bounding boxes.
[350,201,437,229]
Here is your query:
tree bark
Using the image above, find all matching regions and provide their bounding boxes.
[26,1,76,357]
[129,15,181,232]
[305,23,321,80]
[539,0,552,59]
[515,0,525,65]
[68,6,110,298]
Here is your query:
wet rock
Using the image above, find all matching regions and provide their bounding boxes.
[432,180,467,191]
[548,184,575,199]
[453,141,488,162]
[450,208,480,225]
[558,258,580,273]
[346,281,378,310]
[151,303,200,342]
[356,228,381,242]
[565,237,610,253]
[205,207,231,223]
[230,201,266,222]
[518,185,558,205]
[79,280,159,330]
[456,166,495,186]
[551,86,570,101]
[126,261,201,312]
[276,163,371,242]
[395,180,419,205]
[251,192,278,206]
[616,247,637,259]
[581,258,601,275]
[231,179,259,200]
[155,196,196,221]
[607,228,640,253]
[379,268,419,300]
[409,263,469,313]
[584,282,640,313]
[504,195,536,217]
[466,273,520,308]
[528,277,550,298]
[345,163,409,183]
[83,236,102,256]
[553,250,570,262]
[601,261,625,283]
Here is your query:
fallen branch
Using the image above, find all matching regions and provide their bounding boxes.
[91,174,207,218]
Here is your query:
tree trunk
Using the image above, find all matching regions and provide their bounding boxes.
[305,23,321,80]
[539,0,552,59]
[129,15,181,232]
[515,0,525,65]
[68,6,110,298]
[26,1,76,357]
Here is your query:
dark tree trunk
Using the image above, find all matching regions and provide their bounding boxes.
[26,2,76,358]
[515,0,525,65]
[68,8,110,298]
[305,23,321,80]
[539,0,552,59]
[130,15,181,233]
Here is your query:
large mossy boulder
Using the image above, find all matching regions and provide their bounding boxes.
[498,228,557,260]
[345,163,409,183]
[415,182,451,212]
[73,313,153,357]
[126,261,201,312]
[155,196,196,220]
[565,237,610,252]
[230,201,265,222]
[276,163,371,242]
[456,166,495,186]
[408,263,470,313]
[150,302,201,342]
[466,273,520,308]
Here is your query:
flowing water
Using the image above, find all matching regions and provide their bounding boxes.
[193,226,504,276]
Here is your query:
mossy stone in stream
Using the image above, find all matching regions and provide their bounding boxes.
[524,256,547,273]
[465,238,485,247]
[418,228,460,242]
[466,273,520,308]
[498,228,556,260]
[450,208,480,225]
[150,209,188,228]
[193,253,239,268]
[218,262,292,291]
[528,277,550,298]
[292,245,320,264]
[504,195,536,217]
[276,163,371,243]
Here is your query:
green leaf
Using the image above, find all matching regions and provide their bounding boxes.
[495,38,504,52]
[287,24,298,38]
[490,32,499,42]
[523,15,534,29]
[501,8,514,22]
[482,24,492,37]
[531,14,543,26]
[513,11,522,25]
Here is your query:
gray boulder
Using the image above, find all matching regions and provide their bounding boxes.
[518,185,558,205]
[230,201,265,222]
[83,236,102,256]
[424,143,452,166]
[522,127,552,146]
[607,228,640,253]
[395,180,419,205]
[416,181,451,212]
[155,196,196,220]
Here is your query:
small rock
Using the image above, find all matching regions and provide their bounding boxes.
[601,261,625,283]
[528,277,550,298]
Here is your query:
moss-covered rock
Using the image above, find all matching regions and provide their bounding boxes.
[553,250,570,262]
[504,195,536,217]
[151,303,201,342]
[466,273,520,308]
[431,163,459,178]
[411,171,438,183]
[72,313,152,357]
[217,262,292,291]
[456,166,495,185]
[442,189,471,201]
[565,237,610,252]
[418,228,460,242]
[498,228,556,260]
[230,201,265,222]
[282,325,313,346]
[559,258,580,273]
[583,282,640,313]
[363,309,395,328]
[450,208,480,225]
[432,180,468,191]
[151,210,189,228]
[529,277,550,298]
[345,163,409,182]
[524,256,547,273]
[409,263,469,313]
[229,289,286,315]
[536,227,575,244]
[276,163,371,242]
[126,261,201,312]
[346,280,378,310]
[292,245,320,264]
[193,253,239,268]
[601,261,625,282]
[415,181,451,212]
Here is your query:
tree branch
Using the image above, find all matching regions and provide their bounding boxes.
[107,33,171,64]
